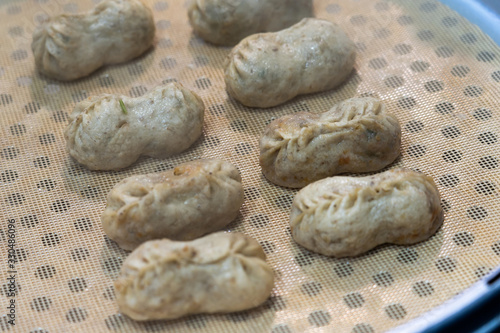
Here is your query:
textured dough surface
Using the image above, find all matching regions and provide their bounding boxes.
[224,18,356,108]
[64,83,204,170]
[102,159,244,250]
[290,168,443,257]
[115,232,274,320]
[31,0,155,81]
[188,0,313,46]
[260,97,401,188]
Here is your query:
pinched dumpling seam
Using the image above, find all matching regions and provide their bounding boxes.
[269,102,393,152]
[125,239,264,273]
[112,159,242,205]
[293,179,415,219]
[229,36,325,86]
[120,236,269,293]
[113,169,241,219]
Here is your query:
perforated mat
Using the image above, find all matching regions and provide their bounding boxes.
[1,0,499,332]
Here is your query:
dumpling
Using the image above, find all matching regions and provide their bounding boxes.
[115,232,274,320]
[188,0,313,46]
[31,0,155,81]
[224,18,356,107]
[260,97,401,188]
[101,159,244,250]
[64,83,204,171]
[290,168,444,257]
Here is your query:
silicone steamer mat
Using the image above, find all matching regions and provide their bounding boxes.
[0,0,499,332]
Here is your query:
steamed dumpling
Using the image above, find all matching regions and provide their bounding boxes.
[64,83,204,171]
[224,18,356,107]
[101,159,244,250]
[290,168,443,257]
[115,232,274,320]
[31,0,155,81]
[188,0,313,46]
[260,97,401,188]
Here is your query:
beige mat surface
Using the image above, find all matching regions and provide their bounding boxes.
[0,0,499,332]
